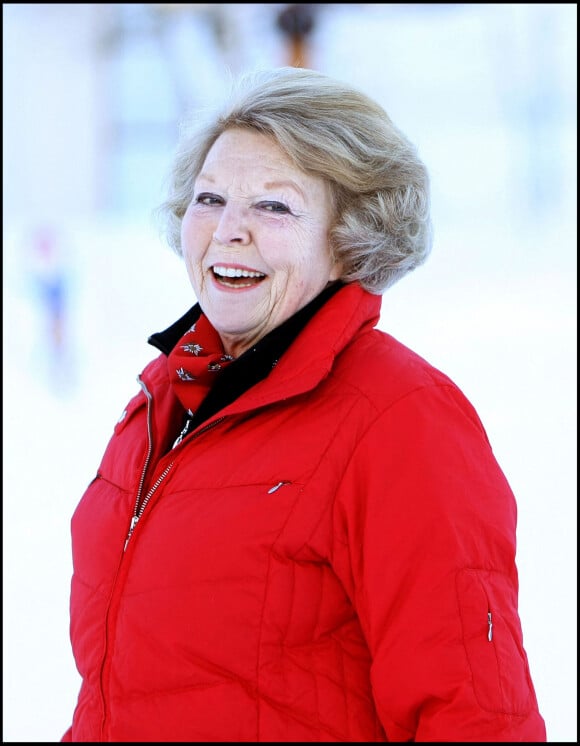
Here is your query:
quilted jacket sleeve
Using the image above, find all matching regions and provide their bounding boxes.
[331,382,547,742]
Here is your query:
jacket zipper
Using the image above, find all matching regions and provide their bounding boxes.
[123,462,173,551]
[124,376,162,551]
[123,375,226,551]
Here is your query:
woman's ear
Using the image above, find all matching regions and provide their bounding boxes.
[329,248,344,281]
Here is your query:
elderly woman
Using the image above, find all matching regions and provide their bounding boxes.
[62,67,546,742]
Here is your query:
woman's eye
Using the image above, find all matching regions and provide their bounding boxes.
[259,201,290,213]
[195,193,222,206]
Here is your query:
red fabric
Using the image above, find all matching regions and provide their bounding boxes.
[63,282,546,742]
[166,313,234,415]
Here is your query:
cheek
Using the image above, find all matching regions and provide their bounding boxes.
[181,215,206,264]
[271,229,320,270]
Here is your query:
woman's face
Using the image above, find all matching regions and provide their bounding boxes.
[181,128,341,358]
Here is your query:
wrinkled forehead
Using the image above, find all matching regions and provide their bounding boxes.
[198,128,335,205]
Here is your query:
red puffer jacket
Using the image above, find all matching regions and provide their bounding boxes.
[63,282,546,741]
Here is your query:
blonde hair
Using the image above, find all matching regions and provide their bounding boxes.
[156,66,433,294]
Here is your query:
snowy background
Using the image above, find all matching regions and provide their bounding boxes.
[3,3,577,741]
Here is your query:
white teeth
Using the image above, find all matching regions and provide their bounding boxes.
[213,265,265,279]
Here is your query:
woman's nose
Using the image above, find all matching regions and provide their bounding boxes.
[212,204,251,245]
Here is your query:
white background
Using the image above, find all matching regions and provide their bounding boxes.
[3,3,577,741]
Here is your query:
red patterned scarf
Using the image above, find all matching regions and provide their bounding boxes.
[167,313,235,415]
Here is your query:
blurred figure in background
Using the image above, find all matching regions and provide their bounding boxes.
[61,66,546,742]
[25,222,75,394]
[276,3,317,67]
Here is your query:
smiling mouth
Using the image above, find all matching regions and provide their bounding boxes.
[212,265,267,288]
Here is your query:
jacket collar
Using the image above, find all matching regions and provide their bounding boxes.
[253,282,381,401]
[213,282,382,418]
[145,282,382,424]
[166,282,345,431]
[148,305,203,357]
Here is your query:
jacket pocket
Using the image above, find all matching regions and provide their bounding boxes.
[456,568,534,715]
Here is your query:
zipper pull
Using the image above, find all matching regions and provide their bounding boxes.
[172,417,192,449]
[487,611,493,642]
[124,515,139,552]
[268,481,290,494]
